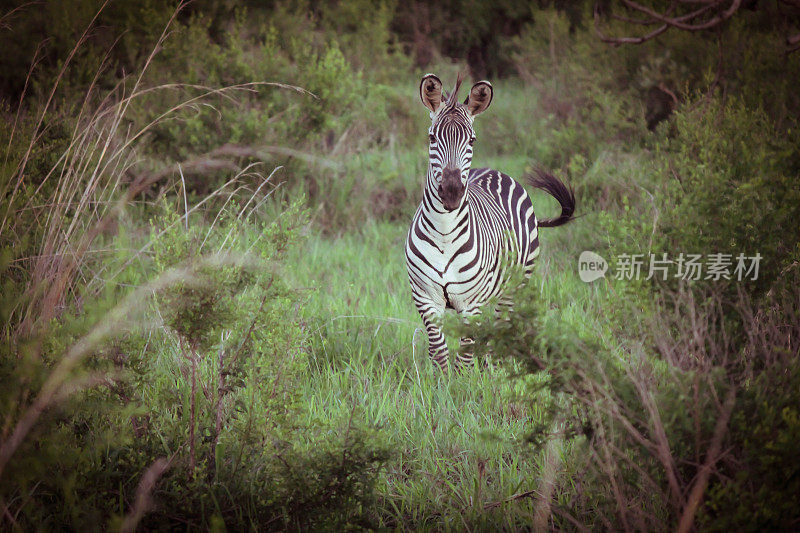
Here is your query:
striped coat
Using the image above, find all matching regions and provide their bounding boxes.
[406,74,575,369]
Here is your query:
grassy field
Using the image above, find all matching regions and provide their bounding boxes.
[282,189,616,527]
[288,223,544,527]
[2,1,799,530]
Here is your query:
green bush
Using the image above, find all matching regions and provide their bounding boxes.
[453,261,800,530]
[702,360,800,531]
[656,95,800,294]
[700,272,800,531]
[509,8,646,169]
[0,0,174,100]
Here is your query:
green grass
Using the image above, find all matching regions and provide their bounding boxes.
[281,201,616,528]
[284,223,536,527]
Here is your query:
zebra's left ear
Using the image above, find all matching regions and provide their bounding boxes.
[464,81,493,116]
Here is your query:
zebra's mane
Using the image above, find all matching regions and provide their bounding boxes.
[443,72,466,109]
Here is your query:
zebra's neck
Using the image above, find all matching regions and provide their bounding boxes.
[422,166,469,236]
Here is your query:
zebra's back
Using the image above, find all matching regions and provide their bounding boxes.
[466,167,539,271]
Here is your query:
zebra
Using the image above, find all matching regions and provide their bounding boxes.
[405,73,576,370]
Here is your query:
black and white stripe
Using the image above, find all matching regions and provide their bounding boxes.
[406,74,575,370]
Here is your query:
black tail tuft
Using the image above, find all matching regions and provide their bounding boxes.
[527,168,576,228]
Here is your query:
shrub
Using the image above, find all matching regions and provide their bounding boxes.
[0,0,175,100]
[699,271,800,531]
[656,94,800,295]
[509,7,647,169]
[454,266,800,530]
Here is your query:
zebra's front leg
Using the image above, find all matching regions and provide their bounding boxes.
[415,302,449,370]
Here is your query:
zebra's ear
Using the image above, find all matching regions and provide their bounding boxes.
[419,74,444,113]
[465,81,493,116]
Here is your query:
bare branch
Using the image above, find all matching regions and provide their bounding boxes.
[629,364,685,510]
[676,386,737,533]
[594,0,743,45]
[609,2,676,25]
[621,0,742,31]
[119,457,171,533]
[594,7,670,45]
[610,12,660,25]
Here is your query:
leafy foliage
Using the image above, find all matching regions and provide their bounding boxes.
[656,95,800,293]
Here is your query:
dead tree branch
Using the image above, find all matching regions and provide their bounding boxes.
[676,385,737,533]
[594,0,747,45]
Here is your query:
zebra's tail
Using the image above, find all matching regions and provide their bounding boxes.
[528,168,576,228]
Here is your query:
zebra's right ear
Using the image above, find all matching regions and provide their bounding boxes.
[419,74,444,114]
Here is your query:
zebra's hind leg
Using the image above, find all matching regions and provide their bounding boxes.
[455,307,482,370]
[469,295,519,370]
[457,298,516,371]
[456,336,475,369]
[494,295,515,320]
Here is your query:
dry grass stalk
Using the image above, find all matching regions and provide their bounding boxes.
[118,457,171,533]
[532,420,564,531]
[0,254,259,480]
[3,0,310,341]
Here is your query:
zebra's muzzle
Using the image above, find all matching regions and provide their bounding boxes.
[438,169,465,211]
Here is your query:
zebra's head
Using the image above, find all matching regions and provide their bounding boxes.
[419,73,493,211]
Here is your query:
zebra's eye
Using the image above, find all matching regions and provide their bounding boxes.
[469,137,476,146]
[429,134,436,144]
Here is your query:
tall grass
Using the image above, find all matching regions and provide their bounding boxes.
[0,3,320,527]
[1,1,304,337]
[283,223,557,528]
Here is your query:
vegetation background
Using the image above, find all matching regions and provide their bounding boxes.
[1,0,799,530]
